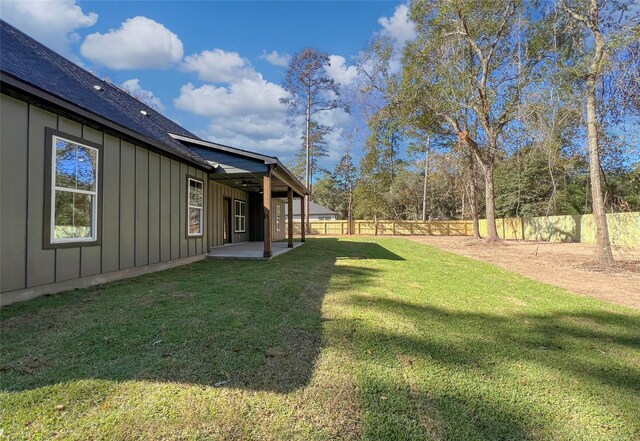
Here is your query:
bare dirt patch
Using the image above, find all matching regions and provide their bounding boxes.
[407,237,640,309]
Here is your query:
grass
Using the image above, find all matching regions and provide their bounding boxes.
[1,237,639,440]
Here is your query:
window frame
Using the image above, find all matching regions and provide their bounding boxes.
[276,204,281,231]
[186,176,204,238]
[234,199,246,233]
[44,128,103,249]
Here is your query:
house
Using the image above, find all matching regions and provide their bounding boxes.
[0,20,308,306]
[285,201,337,221]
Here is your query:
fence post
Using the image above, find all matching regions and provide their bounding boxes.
[410,222,414,235]
[392,221,396,236]
[447,222,450,236]
[324,222,327,235]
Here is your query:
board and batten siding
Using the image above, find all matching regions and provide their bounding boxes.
[0,94,208,297]
[207,181,249,249]
[272,199,286,242]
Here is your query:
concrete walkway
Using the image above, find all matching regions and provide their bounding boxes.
[206,241,304,260]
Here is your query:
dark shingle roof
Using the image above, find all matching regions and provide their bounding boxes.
[285,201,336,216]
[0,20,208,167]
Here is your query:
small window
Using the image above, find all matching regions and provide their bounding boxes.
[49,133,100,245]
[235,200,246,233]
[188,177,203,236]
[276,204,281,231]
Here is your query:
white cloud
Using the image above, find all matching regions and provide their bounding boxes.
[0,0,97,55]
[325,55,358,86]
[260,50,291,67]
[81,16,183,70]
[120,79,165,111]
[378,4,416,47]
[182,49,259,83]
[174,77,287,118]
[175,75,351,160]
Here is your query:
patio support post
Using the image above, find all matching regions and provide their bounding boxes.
[287,187,294,248]
[300,196,306,242]
[263,171,272,258]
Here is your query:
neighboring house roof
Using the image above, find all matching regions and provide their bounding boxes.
[285,201,337,216]
[0,20,208,167]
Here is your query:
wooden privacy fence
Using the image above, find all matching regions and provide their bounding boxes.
[293,220,472,236]
[293,212,640,247]
[478,212,640,247]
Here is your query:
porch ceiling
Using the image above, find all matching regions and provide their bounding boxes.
[209,172,305,198]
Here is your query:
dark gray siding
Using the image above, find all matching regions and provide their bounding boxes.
[27,106,57,286]
[0,95,28,292]
[0,94,208,296]
[102,134,120,273]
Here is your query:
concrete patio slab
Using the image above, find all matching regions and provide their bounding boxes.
[206,241,304,260]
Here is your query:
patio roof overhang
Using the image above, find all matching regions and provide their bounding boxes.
[169,133,308,198]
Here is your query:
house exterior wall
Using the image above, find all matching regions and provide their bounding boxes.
[0,94,208,304]
[207,181,249,248]
[272,199,286,242]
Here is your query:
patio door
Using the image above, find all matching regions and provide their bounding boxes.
[223,197,232,244]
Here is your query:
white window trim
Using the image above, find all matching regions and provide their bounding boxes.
[50,135,99,244]
[235,199,246,233]
[276,204,281,231]
[187,177,204,237]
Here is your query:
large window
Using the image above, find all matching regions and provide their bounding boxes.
[188,177,204,236]
[48,132,100,245]
[235,199,246,233]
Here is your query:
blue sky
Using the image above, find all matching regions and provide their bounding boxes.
[1,0,412,166]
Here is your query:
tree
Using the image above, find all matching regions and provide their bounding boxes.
[406,0,549,241]
[334,150,357,232]
[299,121,330,195]
[281,48,346,233]
[560,0,639,267]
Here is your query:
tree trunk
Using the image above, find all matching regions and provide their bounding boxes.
[586,71,614,267]
[484,161,499,241]
[422,136,430,221]
[469,150,481,239]
[305,100,311,234]
[347,185,353,235]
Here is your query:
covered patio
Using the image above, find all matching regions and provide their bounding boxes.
[206,241,304,260]
[172,134,309,258]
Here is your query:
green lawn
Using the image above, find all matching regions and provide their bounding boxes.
[1,237,639,440]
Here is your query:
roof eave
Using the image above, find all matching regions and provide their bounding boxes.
[170,133,308,196]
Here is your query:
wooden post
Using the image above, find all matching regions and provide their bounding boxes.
[287,187,294,248]
[263,172,272,258]
[324,222,327,235]
[392,221,396,236]
[300,196,306,242]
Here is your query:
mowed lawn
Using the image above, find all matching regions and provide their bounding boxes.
[1,238,639,440]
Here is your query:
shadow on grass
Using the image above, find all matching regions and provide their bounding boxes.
[346,295,640,439]
[0,238,397,394]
